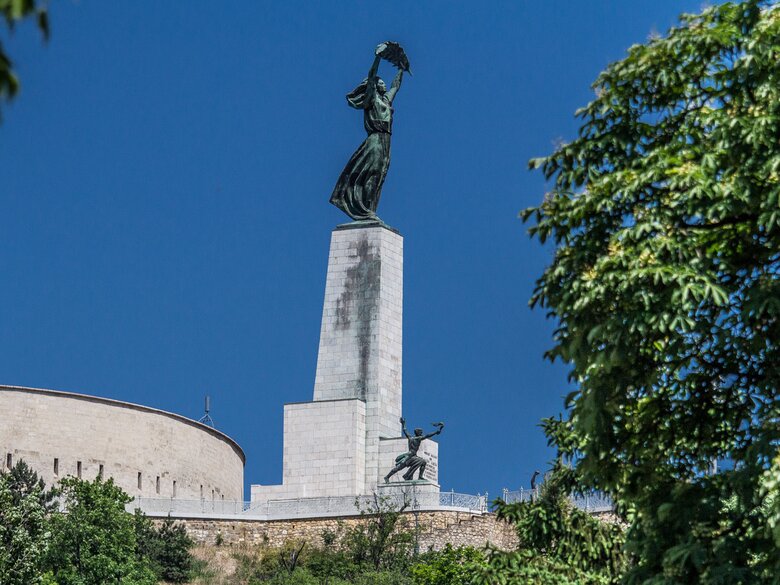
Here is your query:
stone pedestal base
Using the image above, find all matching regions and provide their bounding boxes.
[378,480,441,495]
[251,398,366,504]
[377,480,442,510]
[250,222,444,509]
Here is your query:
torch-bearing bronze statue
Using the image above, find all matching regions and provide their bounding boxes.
[384,418,443,483]
[330,42,411,222]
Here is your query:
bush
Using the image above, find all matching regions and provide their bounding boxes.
[135,513,194,582]
[44,476,157,585]
[352,569,411,585]
[410,545,485,585]
[475,468,624,585]
[0,461,52,585]
[343,494,416,572]
[263,567,320,585]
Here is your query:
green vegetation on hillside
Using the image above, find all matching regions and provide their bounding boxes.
[0,459,195,585]
[477,467,625,585]
[1,459,625,585]
[186,476,624,585]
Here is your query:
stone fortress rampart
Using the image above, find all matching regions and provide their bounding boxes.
[0,385,245,501]
[171,509,520,552]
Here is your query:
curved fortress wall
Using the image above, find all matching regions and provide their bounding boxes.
[0,386,245,502]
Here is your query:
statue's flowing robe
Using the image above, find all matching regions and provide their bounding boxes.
[330,80,393,221]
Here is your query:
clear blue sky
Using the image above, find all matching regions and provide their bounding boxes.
[1,1,703,499]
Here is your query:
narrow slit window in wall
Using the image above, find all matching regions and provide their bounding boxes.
[138,472,142,490]
[200,485,204,499]
[76,461,82,478]
[54,458,59,476]
[98,464,104,477]
[172,480,177,498]
[6,453,11,469]
[156,476,160,494]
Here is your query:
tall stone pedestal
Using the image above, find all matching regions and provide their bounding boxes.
[251,222,438,505]
[314,224,403,488]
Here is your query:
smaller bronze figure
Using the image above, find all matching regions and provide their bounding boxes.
[384,418,444,483]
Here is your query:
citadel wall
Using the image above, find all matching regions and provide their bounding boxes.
[1,385,245,501]
[164,510,519,552]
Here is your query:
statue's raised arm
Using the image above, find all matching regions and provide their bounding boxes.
[386,68,403,103]
[330,42,412,223]
[400,417,410,439]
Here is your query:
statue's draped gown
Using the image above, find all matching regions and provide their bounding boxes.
[330,80,394,221]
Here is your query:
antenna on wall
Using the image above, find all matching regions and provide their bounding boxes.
[198,395,215,427]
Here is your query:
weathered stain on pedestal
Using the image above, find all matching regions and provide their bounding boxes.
[333,236,381,400]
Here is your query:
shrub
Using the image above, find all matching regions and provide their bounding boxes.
[135,513,194,583]
[0,461,52,585]
[43,476,157,585]
[411,545,485,585]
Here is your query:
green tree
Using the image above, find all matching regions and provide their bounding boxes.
[344,494,415,572]
[4,459,58,511]
[0,460,51,585]
[134,513,195,583]
[523,1,780,582]
[0,0,48,119]
[305,529,355,584]
[44,476,157,585]
[476,468,625,585]
[410,545,485,585]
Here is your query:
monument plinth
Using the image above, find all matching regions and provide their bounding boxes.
[251,223,438,505]
[314,223,403,486]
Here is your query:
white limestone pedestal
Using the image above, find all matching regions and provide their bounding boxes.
[377,480,442,511]
[251,222,439,506]
[378,480,441,496]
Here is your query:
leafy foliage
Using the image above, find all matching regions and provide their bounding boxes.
[135,513,195,583]
[0,461,198,584]
[343,493,415,572]
[221,497,430,584]
[228,541,413,585]
[523,1,780,582]
[0,0,48,119]
[410,544,485,585]
[0,461,51,585]
[4,459,58,511]
[476,468,625,585]
[44,475,157,585]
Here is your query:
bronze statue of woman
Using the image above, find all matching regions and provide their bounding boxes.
[330,42,409,222]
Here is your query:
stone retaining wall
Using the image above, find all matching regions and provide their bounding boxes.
[170,510,518,552]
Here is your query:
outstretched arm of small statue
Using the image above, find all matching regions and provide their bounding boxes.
[424,422,444,440]
[386,69,403,103]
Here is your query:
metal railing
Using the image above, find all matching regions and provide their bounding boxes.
[129,490,489,520]
[501,487,614,513]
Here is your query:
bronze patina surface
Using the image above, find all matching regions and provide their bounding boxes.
[330,42,410,222]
